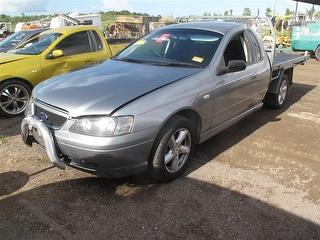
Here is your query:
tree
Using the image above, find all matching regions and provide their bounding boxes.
[265,7,272,17]
[229,9,233,16]
[243,8,251,16]
[224,10,229,16]
[285,8,293,17]
[119,10,131,15]
[307,5,315,20]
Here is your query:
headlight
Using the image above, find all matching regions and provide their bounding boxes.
[69,116,134,137]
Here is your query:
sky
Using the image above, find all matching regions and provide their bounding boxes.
[0,0,319,17]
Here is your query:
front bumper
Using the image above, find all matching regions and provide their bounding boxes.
[21,115,155,177]
[21,116,66,169]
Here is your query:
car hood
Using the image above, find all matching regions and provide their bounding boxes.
[0,53,31,65]
[34,60,202,117]
[0,46,11,53]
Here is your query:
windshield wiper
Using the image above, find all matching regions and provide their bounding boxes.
[112,58,202,68]
[112,57,145,64]
[155,61,202,68]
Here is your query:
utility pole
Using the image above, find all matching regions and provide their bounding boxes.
[294,1,299,23]
[273,0,276,15]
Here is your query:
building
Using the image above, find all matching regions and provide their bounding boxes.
[109,15,160,38]
[50,13,102,29]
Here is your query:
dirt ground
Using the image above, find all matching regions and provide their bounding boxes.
[0,60,319,240]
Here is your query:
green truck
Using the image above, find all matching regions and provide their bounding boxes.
[292,22,320,60]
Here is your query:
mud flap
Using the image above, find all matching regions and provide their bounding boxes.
[267,70,284,94]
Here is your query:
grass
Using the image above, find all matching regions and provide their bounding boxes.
[0,135,7,145]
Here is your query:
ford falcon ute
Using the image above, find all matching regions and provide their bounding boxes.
[21,19,307,182]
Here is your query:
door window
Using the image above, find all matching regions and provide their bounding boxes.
[55,31,91,56]
[223,33,251,66]
[91,30,103,51]
[244,30,262,63]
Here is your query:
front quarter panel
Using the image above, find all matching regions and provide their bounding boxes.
[113,69,214,140]
[0,55,41,85]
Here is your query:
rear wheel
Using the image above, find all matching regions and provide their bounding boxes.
[0,80,31,117]
[315,46,320,61]
[264,74,289,109]
[148,116,195,182]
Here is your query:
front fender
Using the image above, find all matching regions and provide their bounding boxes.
[0,55,41,86]
[113,69,213,139]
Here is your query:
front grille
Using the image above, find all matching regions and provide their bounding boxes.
[34,105,67,129]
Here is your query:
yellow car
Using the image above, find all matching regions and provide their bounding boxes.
[0,26,126,117]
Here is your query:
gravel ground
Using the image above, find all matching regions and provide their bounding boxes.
[0,59,319,240]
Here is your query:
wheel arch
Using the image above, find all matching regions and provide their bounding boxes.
[0,77,34,91]
[268,68,292,94]
[155,108,203,145]
[314,45,320,61]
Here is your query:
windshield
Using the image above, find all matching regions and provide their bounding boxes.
[0,32,26,48]
[114,28,223,68]
[14,32,62,55]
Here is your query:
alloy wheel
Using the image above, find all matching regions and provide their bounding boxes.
[164,128,192,173]
[0,84,30,115]
[278,79,288,105]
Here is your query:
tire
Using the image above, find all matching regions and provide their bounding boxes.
[0,80,32,117]
[148,116,196,182]
[315,46,320,61]
[264,74,289,109]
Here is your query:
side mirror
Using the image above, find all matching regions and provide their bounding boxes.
[217,60,247,76]
[47,49,64,59]
[227,60,246,73]
[52,49,64,58]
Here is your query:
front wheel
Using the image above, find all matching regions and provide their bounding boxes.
[148,116,195,182]
[315,46,320,61]
[0,80,31,117]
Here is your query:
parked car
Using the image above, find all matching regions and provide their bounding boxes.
[292,22,320,60]
[0,28,47,53]
[21,21,306,182]
[0,25,127,117]
[0,22,11,39]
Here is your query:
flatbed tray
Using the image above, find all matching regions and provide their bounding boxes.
[272,52,307,71]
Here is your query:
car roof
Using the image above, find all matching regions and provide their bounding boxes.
[162,22,246,35]
[42,25,100,35]
[16,28,48,34]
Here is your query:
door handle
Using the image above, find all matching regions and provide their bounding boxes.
[85,59,93,63]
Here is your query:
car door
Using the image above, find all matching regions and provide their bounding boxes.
[41,30,96,80]
[211,31,262,127]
